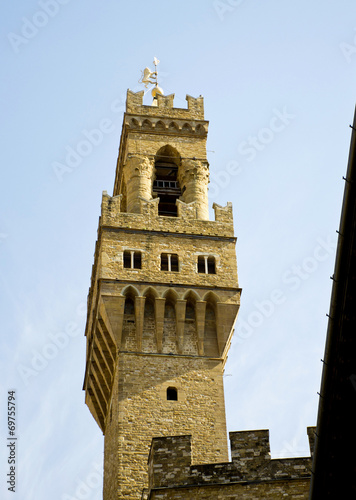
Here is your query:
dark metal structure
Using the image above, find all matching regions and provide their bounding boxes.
[310,107,356,498]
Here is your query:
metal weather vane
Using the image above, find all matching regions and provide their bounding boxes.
[139,57,163,97]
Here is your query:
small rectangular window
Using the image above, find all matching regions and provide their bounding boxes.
[197,255,216,274]
[170,254,179,272]
[123,251,131,269]
[197,256,205,273]
[161,253,179,272]
[123,250,142,269]
[167,387,178,401]
[133,252,141,269]
[161,253,169,271]
[207,256,216,274]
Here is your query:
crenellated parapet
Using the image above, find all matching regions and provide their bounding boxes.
[113,91,210,206]
[144,429,316,499]
[126,90,205,120]
[100,191,234,235]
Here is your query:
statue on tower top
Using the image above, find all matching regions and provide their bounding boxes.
[139,57,164,98]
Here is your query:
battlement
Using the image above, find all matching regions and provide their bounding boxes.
[100,191,235,237]
[126,89,205,120]
[144,429,315,499]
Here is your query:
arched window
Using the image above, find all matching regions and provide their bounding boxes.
[153,146,181,216]
[167,387,178,401]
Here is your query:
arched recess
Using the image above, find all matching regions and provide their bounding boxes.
[142,119,152,129]
[168,121,179,132]
[155,120,166,130]
[204,292,219,357]
[130,118,139,128]
[162,290,177,354]
[153,145,181,216]
[121,286,139,351]
[183,290,199,355]
[195,124,205,135]
[142,288,158,353]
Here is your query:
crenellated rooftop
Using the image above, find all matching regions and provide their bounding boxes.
[126,90,205,120]
[143,429,315,499]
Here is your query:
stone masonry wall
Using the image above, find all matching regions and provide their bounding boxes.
[104,353,229,499]
[144,429,315,499]
[99,228,238,288]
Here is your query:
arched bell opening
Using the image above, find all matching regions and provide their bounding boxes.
[153,145,181,216]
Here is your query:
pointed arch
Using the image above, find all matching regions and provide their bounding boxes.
[183,289,200,303]
[155,145,181,166]
[202,291,220,310]
[142,286,159,299]
[155,120,166,130]
[130,118,139,128]
[182,122,192,133]
[142,119,152,129]
[168,121,179,132]
[121,285,140,299]
[163,288,179,305]
[195,124,205,135]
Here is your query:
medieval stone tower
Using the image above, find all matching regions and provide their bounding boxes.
[83,89,241,499]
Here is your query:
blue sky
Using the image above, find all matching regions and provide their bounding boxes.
[1,1,356,498]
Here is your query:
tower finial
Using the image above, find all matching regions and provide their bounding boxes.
[138,57,164,100]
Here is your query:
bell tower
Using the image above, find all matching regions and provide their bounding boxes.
[83,89,241,499]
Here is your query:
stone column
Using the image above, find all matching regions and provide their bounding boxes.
[179,159,209,220]
[123,155,154,213]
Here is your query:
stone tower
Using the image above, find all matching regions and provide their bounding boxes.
[83,89,241,499]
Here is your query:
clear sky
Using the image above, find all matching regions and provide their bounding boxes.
[1,1,356,498]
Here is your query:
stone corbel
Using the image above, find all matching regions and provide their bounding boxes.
[195,301,207,356]
[100,295,126,350]
[154,297,166,353]
[175,299,187,354]
[216,302,240,356]
[134,296,146,351]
